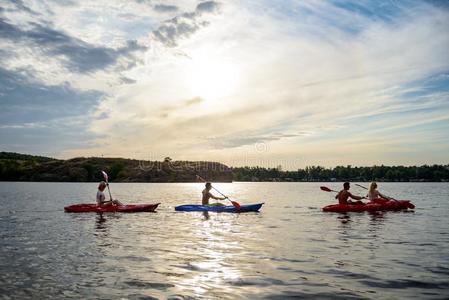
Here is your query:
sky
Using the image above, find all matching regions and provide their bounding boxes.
[0,0,449,169]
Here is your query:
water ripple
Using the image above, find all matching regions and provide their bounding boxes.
[0,182,448,299]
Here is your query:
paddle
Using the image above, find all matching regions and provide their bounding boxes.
[320,186,338,193]
[196,175,241,210]
[355,183,367,190]
[355,183,397,201]
[101,170,114,201]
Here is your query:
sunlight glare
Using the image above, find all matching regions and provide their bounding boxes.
[188,57,239,102]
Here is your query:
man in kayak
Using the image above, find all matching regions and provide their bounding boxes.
[202,182,227,206]
[97,181,122,206]
[335,182,364,205]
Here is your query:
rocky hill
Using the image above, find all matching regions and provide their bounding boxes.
[0,152,232,182]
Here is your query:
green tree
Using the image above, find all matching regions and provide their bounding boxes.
[109,163,124,181]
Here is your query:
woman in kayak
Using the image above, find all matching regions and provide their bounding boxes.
[367,182,391,200]
[202,182,227,206]
[335,182,364,205]
[97,181,122,206]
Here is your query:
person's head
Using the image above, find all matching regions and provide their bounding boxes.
[205,182,212,190]
[369,181,377,193]
[98,181,107,191]
[343,182,350,190]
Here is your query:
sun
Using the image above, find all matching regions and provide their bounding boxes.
[187,57,239,101]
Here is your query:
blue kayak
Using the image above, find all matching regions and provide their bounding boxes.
[175,203,264,213]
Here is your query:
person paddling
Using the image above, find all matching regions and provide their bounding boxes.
[335,182,364,205]
[97,181,122,207]
[367,182,391,200]
[202,182,227,206]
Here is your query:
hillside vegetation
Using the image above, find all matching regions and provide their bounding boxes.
[231,165,449,182]
[1,152,448,182]
[0,152,232,182]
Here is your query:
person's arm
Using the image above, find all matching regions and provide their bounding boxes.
[378,192,391,200]
[349,192,364,200]
[210,193,226,200]
[335,191,341,199]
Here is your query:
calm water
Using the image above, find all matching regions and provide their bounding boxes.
[0,182,448,299]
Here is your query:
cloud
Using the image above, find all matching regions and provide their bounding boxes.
[210,132,312,149]
[0,65,104,155]
[94,0,449,165]
[2,0,39,15]
[0,67,102,125]
[157,97,205,118]
[184,96,204,106]
[1,0,449,167]
[0,0,220,157]
[0,18,146,73]
[119,76,137,84]
[196,1,220,14]
[151,1,221,47]
[154,4,179,13]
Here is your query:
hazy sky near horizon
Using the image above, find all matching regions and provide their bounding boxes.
[1,0,449,169]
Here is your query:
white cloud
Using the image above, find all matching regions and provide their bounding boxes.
[2,1,449,167]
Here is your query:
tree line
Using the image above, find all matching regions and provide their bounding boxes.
[1,152,448,182]
[231,165,449,182]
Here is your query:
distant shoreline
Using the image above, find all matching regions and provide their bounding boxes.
[0,180,447,183]
[1,152,448,183]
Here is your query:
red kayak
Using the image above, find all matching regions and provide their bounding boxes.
[64,203,160,213]
[323,198,415,213]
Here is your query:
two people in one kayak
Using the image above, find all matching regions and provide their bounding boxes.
[97,181,122,207]
[202,182,227,206]
[336,181,389,205]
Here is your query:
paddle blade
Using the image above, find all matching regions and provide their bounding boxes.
[231,201,241,210]
[320,186,332,192]
[101,171,109,182]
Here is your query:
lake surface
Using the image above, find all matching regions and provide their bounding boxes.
[0,182,448,299]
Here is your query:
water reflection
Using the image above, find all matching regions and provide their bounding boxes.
[368,211,386,226]
[177,216,242,299]
[337,214,351,225]
[96,213,106,225]
[94,213,110,240]
[94,213,121,235]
